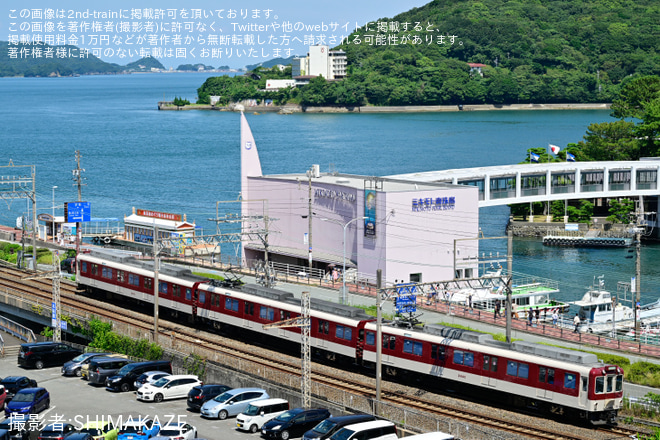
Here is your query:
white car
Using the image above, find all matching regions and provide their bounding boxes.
[149,422,197,440]
[136,375,202,403]
[134,371,172,390]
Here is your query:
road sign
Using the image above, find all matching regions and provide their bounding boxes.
[65,202,91,222]
[395,294,417,314]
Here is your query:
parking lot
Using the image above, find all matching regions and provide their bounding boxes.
[0,354,276,439]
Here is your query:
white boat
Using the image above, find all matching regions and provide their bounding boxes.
[571,276,634,326]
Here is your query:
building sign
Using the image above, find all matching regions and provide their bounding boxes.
[314,188,356,203]
[364,190,376,237]
[565,223,579,231]
[412,197,455,212]
[395,284,418,314]
[64,202,91,222]
[137,209,182,222]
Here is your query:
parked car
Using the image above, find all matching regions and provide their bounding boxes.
[302,414,377,440]
[37,423,76,440]
[4,388,50,417]
[200,388,269,420]
[66,435,93,440]
[186,384,231,412]
[0,414,40,440]
[327,421,398,440]
[261,408,331,440]
[136,375,202,403]
[148,422,197,440]
[60,257,75,274]
[133,371,171,391]
[105,360,172,392]
[0,385,6,408]
[18,342,82,369]
[81,354,127,381]
[0,376,38,403]
[61,352,110,377]
[236,398,289,433]
[87,358,133,386]
[117,418,160,440]
[79,420,119,440]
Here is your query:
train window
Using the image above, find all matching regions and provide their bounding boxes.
[606,376,613,393]
[595,377,604,393]
[91,264,97,275]
[616,375,623,392]
[102,267,112,279]
[318,320,329,335]
[335,325,352,341]
[117,270,125,283]
[506,361,529,379]
[454,351,464,365]
[260,306,274,321]
[538,367,554,384]
[129,274,140,286]
[210,294,219,307]
[81,262,87,273]
[172,285,180,297]
[582,377,587,392]
[464,352,474,367]
[383,335,396,350]
[185,289,192,301]
[403,340,423,356]
[564,373,576,389]
[225,297,239,311]
[280,310,291,320]
[366,331,375,346]
[159,282,168,294]
[145,278,153,289]
[199,291,206,304]
[244,301,254,315]
[491,356,498,372]
[431,345,445,360]
[483,355,490,370]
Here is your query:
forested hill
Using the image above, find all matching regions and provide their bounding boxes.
[0,42,165,77]
[334,0,660,105]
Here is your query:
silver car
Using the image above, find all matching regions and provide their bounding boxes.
[61,352,110,377]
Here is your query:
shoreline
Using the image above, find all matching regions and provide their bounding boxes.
[158,102,612,113]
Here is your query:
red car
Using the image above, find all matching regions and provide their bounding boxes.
[0,384,6,408]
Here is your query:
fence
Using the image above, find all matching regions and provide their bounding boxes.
[0,313,36,343]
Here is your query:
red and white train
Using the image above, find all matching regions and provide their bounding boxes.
[77,250,623,424]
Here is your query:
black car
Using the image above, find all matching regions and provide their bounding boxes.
[0,377,38,403]
[18,342,82,370]
[60,258,75,274]
[187,384,231,411]
[261,408,331,440]
[302,414,377,440]
[0,414,40,440]
[105,360,172,392]
[36,423,76,440]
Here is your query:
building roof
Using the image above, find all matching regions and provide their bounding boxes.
[468,63,488,68]
[252,172,473,193]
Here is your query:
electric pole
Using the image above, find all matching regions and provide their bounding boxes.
[506,217,513,344]
[307,167,313,277]
[72,151,86,274]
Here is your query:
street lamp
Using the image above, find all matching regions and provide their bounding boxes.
[322,216,367,304]
[52,186,58,243]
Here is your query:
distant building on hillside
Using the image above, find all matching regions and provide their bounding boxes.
[292,45,347,80]
[468,63,488,77]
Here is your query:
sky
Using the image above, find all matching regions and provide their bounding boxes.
[3,0,431,69]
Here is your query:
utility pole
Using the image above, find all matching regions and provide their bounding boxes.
[634,197,644,341]
[153,225,160,344]
[506,217,513,343]
[375,269,383,405]
[72,151,86,274]
[307,167,313,277]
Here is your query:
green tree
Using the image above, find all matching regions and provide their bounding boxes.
[607,198,635,223]
[611,75,660,119]
[578,200,594,223]
[577,121,638,160]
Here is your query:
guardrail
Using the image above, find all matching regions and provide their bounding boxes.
[0,313,36,343]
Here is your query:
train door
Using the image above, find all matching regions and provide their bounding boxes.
[243,301,255,329]
[536,367,554,400]
[480,355,498,387]
[317,320,329,348]
[578,376,588,408]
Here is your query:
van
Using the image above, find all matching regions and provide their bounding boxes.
[303,414,377,440]
[105,360,172,392]
[329,421,398,440]
[87,358,133,385]
[17,342,82,369]
[402,432,454,440]
[236,398,289,433]
[200,388,269,420]
[80,354,127,380]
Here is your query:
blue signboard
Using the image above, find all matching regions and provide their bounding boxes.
[65,202,91,222]
[394,283,418,314]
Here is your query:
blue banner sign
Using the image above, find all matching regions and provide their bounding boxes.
[65,202,91,222]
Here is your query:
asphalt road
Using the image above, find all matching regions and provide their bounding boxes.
[0,354,270,440]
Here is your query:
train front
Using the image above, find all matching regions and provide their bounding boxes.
[587,365,624,424]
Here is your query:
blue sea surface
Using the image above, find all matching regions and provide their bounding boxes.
[0,73,656,303]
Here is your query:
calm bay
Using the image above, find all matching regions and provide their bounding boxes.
[0,72,657,304]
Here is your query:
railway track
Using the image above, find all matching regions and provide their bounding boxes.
[0,265,634,440]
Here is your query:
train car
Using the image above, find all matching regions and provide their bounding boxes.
[77,250,623,424]
[359,323,623,423]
